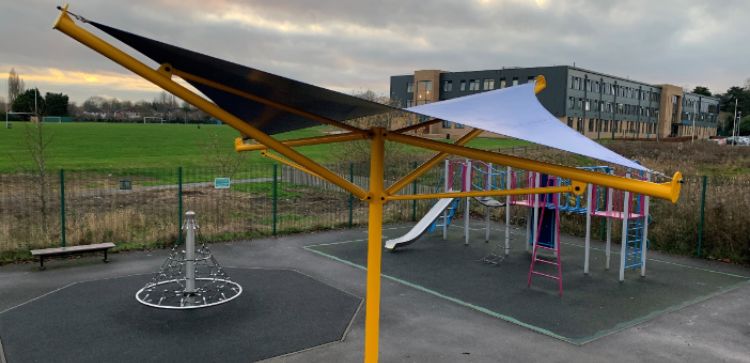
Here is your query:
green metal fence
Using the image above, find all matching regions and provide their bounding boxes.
[0,162,748,264]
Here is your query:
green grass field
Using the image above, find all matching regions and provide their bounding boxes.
[0,122,527,172]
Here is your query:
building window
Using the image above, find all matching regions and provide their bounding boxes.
[483,79,495,90]
[499,78,506,88]
[569,97,576,109]
[588,119,595,132]
[442,120,452,128]
[527,76,535,83]
[406,81,414,93]
[584,100,591,111]
[577,98,583,110]
[567,117,573,127]
[444,80,453,92]
[571,76,578,89]
[406,100,414,107]
[454,123,464,129]
[460,80,466,91]
[512,77,518,86]
[468,79,480,91]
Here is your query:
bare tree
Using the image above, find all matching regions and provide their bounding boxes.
[7,68,25,109]
[154,92,178,121]
[200,130,246,178]
[336,90,422,168]
[180,101,191,123]
[0,95,6,114]
[24,120,54,239]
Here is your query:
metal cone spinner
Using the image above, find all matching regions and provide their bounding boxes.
[136,211,242,309]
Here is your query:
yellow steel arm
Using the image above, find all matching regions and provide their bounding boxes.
[53,8,368,200]
[173,69,367,135]
[392,119,441,133]
[387,182,583,201]
[260,151,321,178]
[234,132,366,152]
[386,131,682,203]
[385,128,483,195]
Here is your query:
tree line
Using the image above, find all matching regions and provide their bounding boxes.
[5,69,210,122]
[5,68,750,133]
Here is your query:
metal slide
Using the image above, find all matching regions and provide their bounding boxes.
[384,198,456,251]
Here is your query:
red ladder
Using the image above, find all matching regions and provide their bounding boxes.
[527,177,563,296]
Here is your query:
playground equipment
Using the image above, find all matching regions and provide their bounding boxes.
[391,163,652,294]
[135,211,242,309]
[55,6,681,361]
[385,159,505,251]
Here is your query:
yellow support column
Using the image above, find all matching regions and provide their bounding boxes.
[364,127,385,363]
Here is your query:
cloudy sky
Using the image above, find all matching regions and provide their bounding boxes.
[0,0,747,104]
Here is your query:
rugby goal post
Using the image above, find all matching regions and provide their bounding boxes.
[143,116,164,124]
[42,116,63,123]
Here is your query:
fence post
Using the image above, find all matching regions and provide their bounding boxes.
[411,161,418,222]
[697,176,707,257]
[348,162,354,228]
[178,166,183,244]
[59,169,66,247]
[272,163,278,236]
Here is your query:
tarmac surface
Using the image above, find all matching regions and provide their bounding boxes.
[1,221,749,362]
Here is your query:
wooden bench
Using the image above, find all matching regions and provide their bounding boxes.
[30,242,116,270]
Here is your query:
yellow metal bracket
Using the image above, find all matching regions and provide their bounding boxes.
[234,132,367,152]
[157,63,174,79]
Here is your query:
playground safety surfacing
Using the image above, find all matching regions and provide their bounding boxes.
[0,268,361,363]
[306,224,750,345]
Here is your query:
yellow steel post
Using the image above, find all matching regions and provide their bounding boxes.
[364,127,385,363]
[52,9,368,200]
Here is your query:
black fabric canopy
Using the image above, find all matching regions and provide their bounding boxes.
[90,21,398,135]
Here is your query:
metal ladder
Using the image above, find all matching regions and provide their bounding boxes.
[624,218,645,270]
[427,199,460,233]
[527,177,563,296]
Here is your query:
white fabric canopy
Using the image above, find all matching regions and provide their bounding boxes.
[407,82,647,171]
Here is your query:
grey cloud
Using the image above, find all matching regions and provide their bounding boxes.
[1,0,747,103]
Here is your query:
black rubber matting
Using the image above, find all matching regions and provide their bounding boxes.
[0,268,361,363]
[307,228,749,344]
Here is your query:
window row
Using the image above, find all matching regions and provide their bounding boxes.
[570,76,660,102]
[681,112,717,123]
[446,76,537,92]
[568,97,659,117]
[566,118,658,135]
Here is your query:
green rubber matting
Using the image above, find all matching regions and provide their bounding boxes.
[306,225,749,344]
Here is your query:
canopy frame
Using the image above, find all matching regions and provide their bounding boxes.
[53,6,682,363]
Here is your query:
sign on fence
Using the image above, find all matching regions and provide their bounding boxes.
[214,177,231,189]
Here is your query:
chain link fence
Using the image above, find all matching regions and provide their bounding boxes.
[1,161,748,264]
